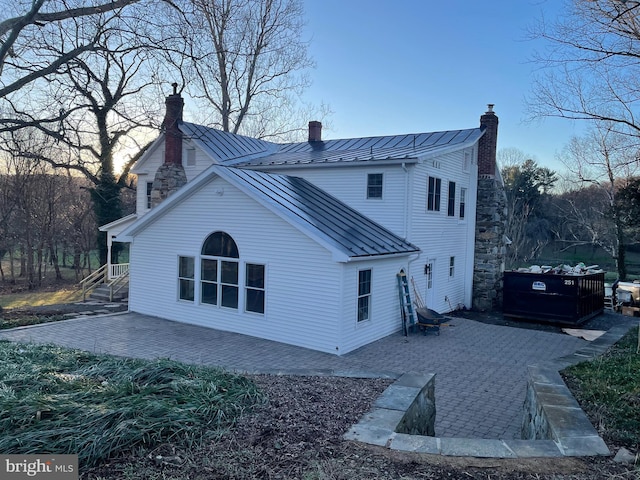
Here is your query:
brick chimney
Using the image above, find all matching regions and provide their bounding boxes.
[478,104,498,178]
[150,83,187,208]
[163,82,184,165]
[308,121,322,142]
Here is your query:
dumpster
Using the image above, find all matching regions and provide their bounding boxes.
[503,271,604,325]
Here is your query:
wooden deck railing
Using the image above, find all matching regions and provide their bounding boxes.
[80,264,130,302]
[80,264,108,301]
[109,263,130,279]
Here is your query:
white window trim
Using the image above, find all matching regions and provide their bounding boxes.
[366,173,384,200]
[177,255,195,303]
[357,268,372,323]
[244,262,266,315]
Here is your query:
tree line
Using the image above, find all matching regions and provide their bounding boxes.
[0,0,320,273]
[501,144,640,280]
[0,154,135,288]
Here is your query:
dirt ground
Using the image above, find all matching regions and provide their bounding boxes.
[81,374,639,480]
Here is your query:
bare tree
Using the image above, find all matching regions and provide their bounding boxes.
[170,0,320,141]
[0,0,143,135]
[556,124,639,278]
[500,153,557,268]
[1,1,173,263]
[528,0,640,147]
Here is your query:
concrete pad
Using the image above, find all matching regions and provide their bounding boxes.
[535,392,580,409]
[557,436,611,456]
[357,408,405,431]
[374,385,421,411]
[343,424,394,447]
[440,438,517,458]
[504,439,563,457]
[390,433,440,454]
[543,405,598,439]
[528,365,565,385]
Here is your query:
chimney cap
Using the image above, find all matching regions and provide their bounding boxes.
[486,104,495,113]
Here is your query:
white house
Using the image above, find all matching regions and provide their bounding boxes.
[108,87,503,355]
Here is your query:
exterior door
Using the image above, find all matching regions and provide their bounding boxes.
[425,259,436,308]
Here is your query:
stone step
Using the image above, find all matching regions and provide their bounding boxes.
[89,284,128,302]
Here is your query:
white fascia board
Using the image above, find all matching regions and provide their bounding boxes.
[344,250,421,263]
[246,158,419,172]
[98,213,138,232]
[118,166,220,240]
[130,135,164,174]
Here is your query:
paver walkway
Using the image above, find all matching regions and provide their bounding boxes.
[0,311,587,439]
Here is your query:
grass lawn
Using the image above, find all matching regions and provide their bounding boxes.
[0,341,264,469]
[563,326,640,451]
[0,288,83,309]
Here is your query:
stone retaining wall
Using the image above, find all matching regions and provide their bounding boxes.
[345,319,636,458]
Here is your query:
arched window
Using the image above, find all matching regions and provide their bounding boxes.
[200,232,239,309]
[201,231,239,258]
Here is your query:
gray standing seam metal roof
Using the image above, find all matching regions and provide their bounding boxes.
[217,166,419,259]
[180,122,483,167]
[181,122,276,163]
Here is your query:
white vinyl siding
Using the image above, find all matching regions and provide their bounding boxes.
[340,258,407,353]
[273,166,409,237]
[128,177,343,354]
[407,149,478,313]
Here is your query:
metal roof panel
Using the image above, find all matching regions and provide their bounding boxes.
[218,167,419,258]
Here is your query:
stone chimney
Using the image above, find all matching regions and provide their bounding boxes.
[308,121,322,142]
[473,104,507,312]
[150,83,188,208]
[478,104,498,178]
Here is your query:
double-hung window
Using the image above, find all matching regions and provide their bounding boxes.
[367,173,383,199]
[245,264,265,314]
[146,182,153,209]
[460,188,467,219]
[178,256,195,301]
[447,181,456,216]
[427,176,441,211]
[357,269,372,322]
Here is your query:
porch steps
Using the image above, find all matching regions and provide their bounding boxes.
[89,283,129,303]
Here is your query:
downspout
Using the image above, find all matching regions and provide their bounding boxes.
[402,162,410,239]
[402,162,421,283]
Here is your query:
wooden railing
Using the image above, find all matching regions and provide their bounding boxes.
[108,267,129,302]
[80,264,130,302]
[80,264,109,301]
[109,263,130,280]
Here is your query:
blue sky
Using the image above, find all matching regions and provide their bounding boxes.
[300,0,583,172]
